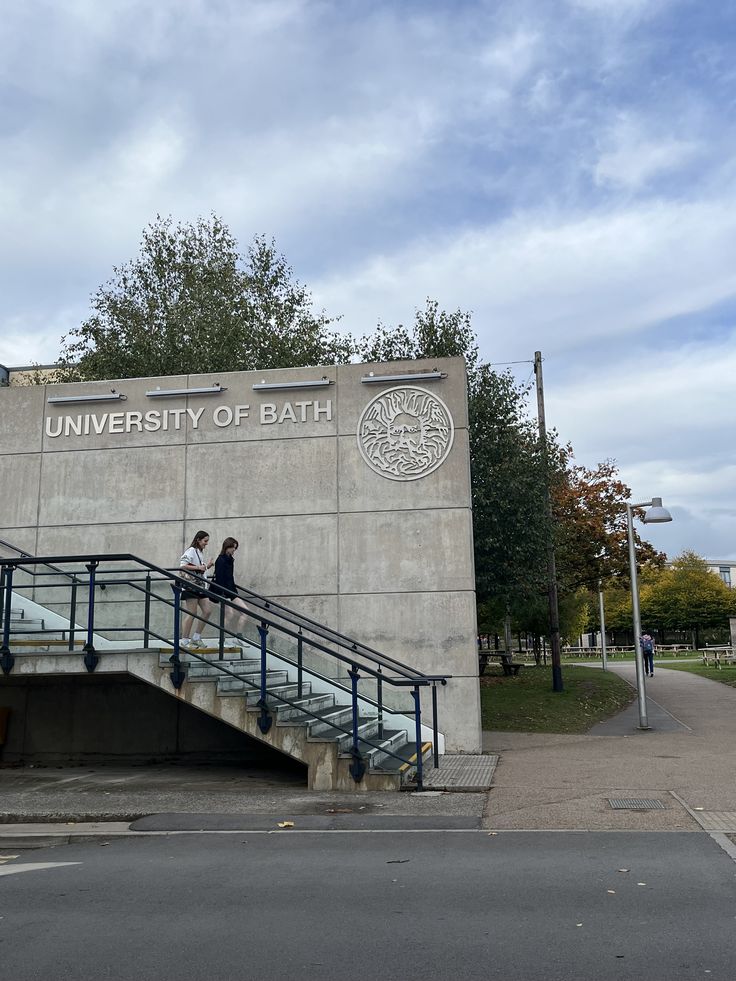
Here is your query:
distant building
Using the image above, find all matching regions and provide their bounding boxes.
[705,560,735,589]
[0,363,60,387]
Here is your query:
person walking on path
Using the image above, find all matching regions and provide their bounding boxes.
[641,632,655,677]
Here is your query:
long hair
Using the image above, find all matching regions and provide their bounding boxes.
[219,536,239,556]
[189,530,209,549]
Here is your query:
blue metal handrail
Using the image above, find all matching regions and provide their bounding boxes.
[0,551,448,784]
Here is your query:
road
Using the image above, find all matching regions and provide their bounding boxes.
[1,830,734,980]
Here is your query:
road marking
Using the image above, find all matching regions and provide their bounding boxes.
[708,832,736,864]
[0,862,81,878]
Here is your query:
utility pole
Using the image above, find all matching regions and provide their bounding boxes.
[598,580,608,671]
[534,351,563,692]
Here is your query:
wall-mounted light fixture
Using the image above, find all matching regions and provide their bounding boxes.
[145,384,228,398]
[360,370,446,384]
[47,391,127,405]
[252,378,334,391]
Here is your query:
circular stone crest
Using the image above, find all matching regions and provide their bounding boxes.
[356,386,455,481]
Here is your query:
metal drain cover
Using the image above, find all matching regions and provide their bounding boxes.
[608,798,666,810]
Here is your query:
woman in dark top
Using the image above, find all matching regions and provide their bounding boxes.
[211,537,249,646]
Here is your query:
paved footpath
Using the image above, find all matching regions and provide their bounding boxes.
[3,664,736,842]
[483,663,736,834]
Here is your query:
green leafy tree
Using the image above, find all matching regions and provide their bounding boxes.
[357,299,480,372]
[56,215,353,381]
[641,551,736,646]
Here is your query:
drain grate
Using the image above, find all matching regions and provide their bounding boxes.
[608,798,666,810]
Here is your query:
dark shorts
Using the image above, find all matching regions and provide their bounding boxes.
[182,588,211,602]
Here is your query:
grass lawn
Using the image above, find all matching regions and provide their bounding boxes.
[480,664,634,733]
[559,650,703,664]
[659,662,736,688]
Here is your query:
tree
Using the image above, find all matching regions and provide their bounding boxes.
[641,551,736,646]
[551,456,663,592]
[56,215,353,381]
[357,299,480,373]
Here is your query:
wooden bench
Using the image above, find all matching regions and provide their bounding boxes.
[479,650,524,677]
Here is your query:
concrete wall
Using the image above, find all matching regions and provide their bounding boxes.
[0,674,307,770]
[0,358,481,751]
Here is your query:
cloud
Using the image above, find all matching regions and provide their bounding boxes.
[1,0,735,560]
[567,0,671,20]
[548,333,736,557]
[312,193,736,352]
[594,113,701,190]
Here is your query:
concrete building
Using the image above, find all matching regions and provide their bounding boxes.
[0,357,481,779]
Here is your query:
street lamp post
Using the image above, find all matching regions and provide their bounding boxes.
[598,581,608,671]
[626,497,673,729]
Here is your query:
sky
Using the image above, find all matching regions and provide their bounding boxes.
[1,0,735,560]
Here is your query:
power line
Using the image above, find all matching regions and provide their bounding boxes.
[488,359,535,366]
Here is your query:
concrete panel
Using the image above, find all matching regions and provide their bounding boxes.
[336,357,469,436]
[268,594,339,633]
[0,527,41,596]
[338,429,470,513]
[38,445,186,525]
[0,385,45,454]
[338,590,481,752]
[36,520,183,572]
[186,368,338,444]
[184,514,338,597]
[0,454,42,528]
[42,375,189,452]
[186,437,338,518]
[339,509,475,594]
[0,527,38,558]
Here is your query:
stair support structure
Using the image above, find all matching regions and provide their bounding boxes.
[0,550,451,790]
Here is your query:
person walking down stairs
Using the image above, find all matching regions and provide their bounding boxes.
[210,537,250,647]
[179,531,214,650]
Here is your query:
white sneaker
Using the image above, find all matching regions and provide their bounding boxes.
[179,638,191,648]
[190,638,206,650]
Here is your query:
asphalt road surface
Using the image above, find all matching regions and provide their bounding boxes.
[1,831,735,980]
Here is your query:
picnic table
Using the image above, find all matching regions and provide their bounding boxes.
[701,648,736,669]
[478,649,523,677]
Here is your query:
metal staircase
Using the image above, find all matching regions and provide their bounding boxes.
[0,543,448,791]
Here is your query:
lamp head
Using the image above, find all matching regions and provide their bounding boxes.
[643,497,673,524]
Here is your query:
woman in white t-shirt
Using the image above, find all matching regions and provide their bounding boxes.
[178,530,214,649]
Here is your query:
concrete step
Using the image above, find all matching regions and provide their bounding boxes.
[356,728,412,769]
[364,740,433,775]
[5,637,85,648]
[186,657,260,678]
[217,681,300,702]
[217,670,289,693]
[303,704,354,737]
[272,691,336,720]
[305,716,379,753]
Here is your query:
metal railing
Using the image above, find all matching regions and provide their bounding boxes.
[0,551,449,788]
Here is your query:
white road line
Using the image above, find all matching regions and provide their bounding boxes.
[0,862,81,877]
[708,833,736,864]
